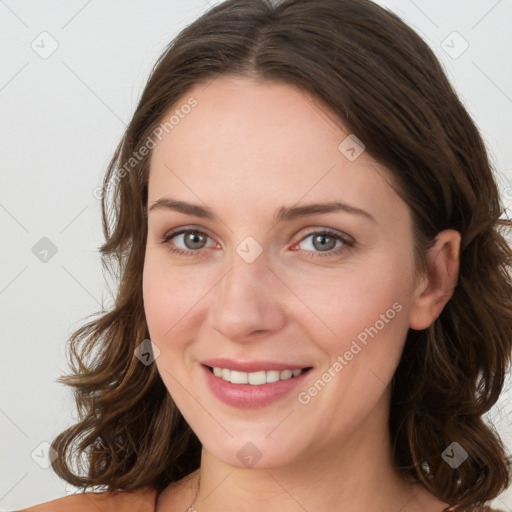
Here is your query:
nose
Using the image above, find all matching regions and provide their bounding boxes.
[207,249,288,343]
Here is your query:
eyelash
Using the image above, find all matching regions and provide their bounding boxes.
[160,228,355,258]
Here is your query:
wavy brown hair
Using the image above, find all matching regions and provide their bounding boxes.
[50,0,512,509]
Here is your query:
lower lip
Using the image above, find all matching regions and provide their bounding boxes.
[201,364,311,408]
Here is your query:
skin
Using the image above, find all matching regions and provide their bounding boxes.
[143,76,460,512]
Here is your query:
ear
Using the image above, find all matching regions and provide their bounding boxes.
[408,229,461,331]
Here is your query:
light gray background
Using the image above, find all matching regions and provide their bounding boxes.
[1,0,511,510]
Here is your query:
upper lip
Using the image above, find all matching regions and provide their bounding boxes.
[201,358,311,373]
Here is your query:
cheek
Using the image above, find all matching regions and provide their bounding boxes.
[142,254,206,405]
[143,236,414,357]
[289,264,410,429]
[299,261,407,330]
[288,252,413,378]
[142,251,211,342]
[142,258,172,340]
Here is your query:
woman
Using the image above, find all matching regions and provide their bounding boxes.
[20,0,511,510]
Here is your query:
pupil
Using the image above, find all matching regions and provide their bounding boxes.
[185,232,205,249]
[314,234,334,251]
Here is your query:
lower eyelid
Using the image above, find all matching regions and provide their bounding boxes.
[162,229,353,255]
[297,235,353,258]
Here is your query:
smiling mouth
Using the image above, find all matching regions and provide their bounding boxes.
[206,365,312,385]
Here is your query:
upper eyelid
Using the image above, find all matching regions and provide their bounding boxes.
[163,226,215,241]
[162,226,352,247]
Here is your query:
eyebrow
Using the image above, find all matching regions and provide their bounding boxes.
[148,198,376,223]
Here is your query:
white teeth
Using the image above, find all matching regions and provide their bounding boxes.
[230,370,248,384]
[248,371,266,385]
[280,369,293,380]
[211,367,305,384]
[266,370,280,383]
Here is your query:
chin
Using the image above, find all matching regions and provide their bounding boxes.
[198,430,310,471]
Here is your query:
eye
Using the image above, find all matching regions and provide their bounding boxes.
[161,229,217,256]
[161,227,354,258]
[294,229,354,257]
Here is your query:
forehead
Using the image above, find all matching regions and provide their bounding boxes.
[147,75,407,228]
[152,76,347,169]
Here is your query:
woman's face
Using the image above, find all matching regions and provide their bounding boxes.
[143,75,422,469]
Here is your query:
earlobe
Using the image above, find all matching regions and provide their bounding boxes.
[408,229,461,331]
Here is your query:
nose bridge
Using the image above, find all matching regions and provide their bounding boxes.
[208,242,286,340]
[223,245,268,298]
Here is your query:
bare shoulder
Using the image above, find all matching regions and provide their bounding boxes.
[16,486,157,512]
